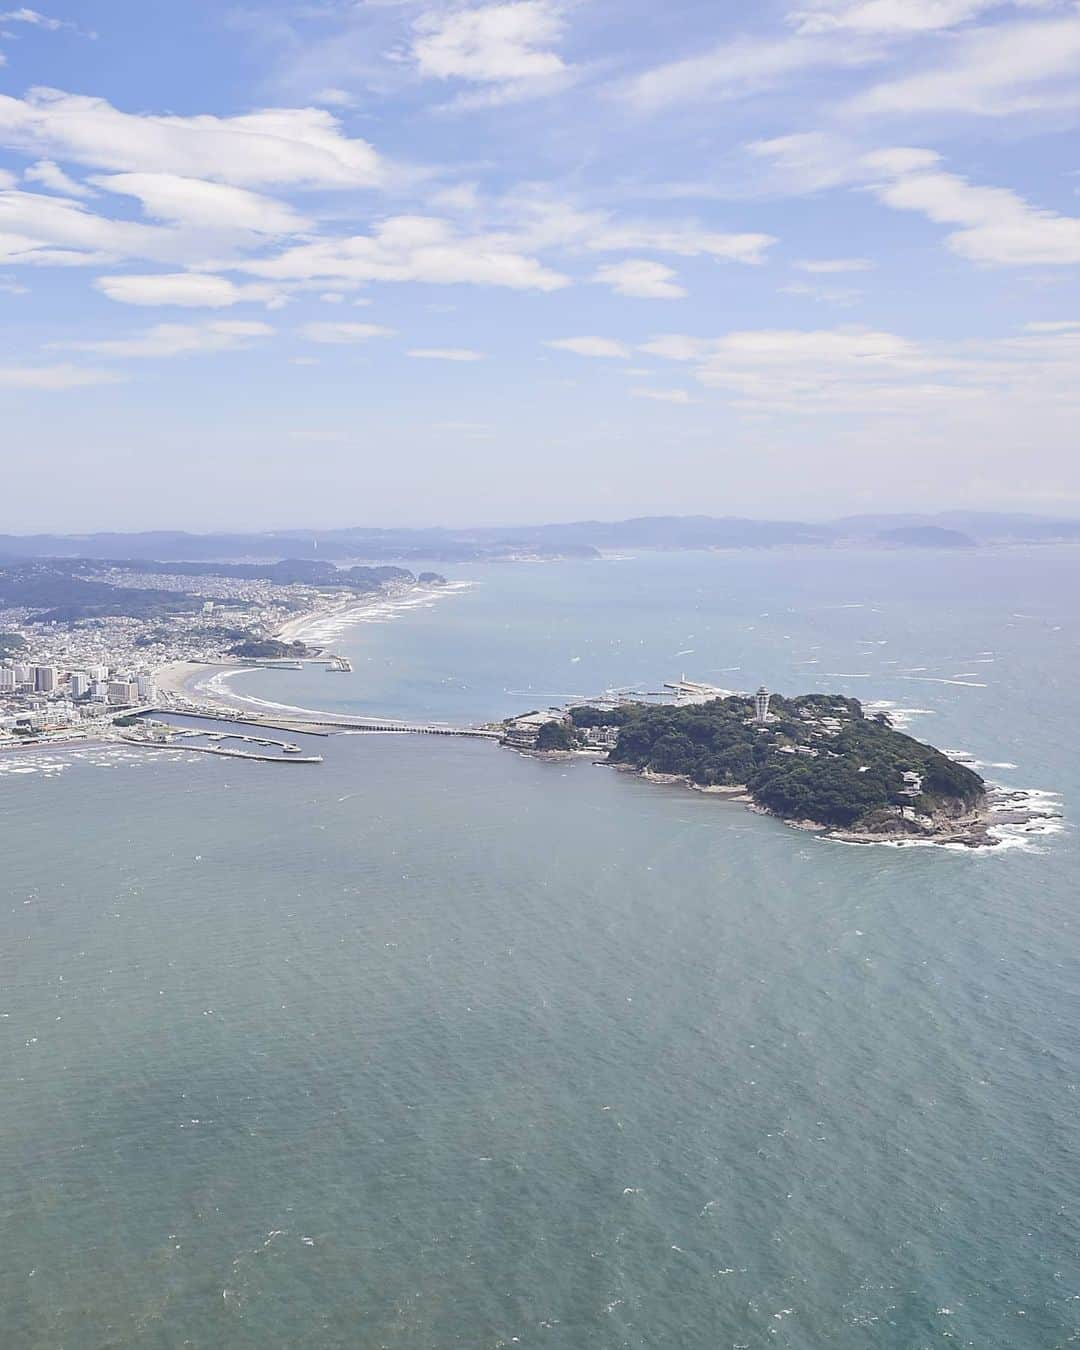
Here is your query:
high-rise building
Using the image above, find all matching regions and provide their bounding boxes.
[0,666,14,691]
[13,663,32,685]
[34,665,58,693]
[754,685,772,724]
[107,680,137,706]
[87,664,108,683]
[70,672,90,698]
[135,674,156,702]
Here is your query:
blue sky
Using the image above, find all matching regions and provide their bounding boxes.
[1,0,1079,530]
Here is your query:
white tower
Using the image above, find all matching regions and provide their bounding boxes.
[754,685,772,723]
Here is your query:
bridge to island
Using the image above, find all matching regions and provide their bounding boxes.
[121,702,502,741]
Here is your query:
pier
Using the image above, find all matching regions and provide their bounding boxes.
[121,737,323,764]
[119,725,324,763]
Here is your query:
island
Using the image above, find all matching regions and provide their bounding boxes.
[227,638,312,660]
[503,692,991,846]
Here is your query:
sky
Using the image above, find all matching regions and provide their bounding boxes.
[1,0,1080,531]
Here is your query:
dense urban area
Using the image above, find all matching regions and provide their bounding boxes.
[0,556,441,747]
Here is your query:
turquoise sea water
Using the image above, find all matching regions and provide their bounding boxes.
[2,547,1078,1348]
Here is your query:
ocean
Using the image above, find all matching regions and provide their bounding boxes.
[2,546,1077,1348]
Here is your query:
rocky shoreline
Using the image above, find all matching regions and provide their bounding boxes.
[606,764,1014,848]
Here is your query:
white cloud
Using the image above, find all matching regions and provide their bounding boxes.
[407,347,485,360]
[752,135,1080,266]
[239,214,570,291]
[0,89,383,189]
[746,132,866,193]
[0,9,63,29]
[23,159,92,197]
[632,386,692,403]
[91,173,309,234]
[865,149,1080,264]
[312,88,354,107]
[94,273,285,309]
[636,333,712,361]
[615,33,876,112]
[633,321,1080,425]
[1024,319,1080,331]
[642,324,952,410]
[0,187,174,266]
[848,12,1080,116]
[546,336,631,358]
[794,256,876,272]
[619,2,1075,119]
[780,279,862,305]
[0,361,119,388]
[593,259,686,299]
[786,0,1036,35]
[55,319,275,359]
[412,2,568,98]
[588,220,775,263]
[299,321,395,343]
[506,195,775,263]
[431,183,481,213]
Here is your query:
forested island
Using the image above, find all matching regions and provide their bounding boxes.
[512,694,990,844]
[227,638,311,659]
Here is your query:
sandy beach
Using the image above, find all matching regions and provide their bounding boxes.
[153,660,215,701]
[150,581,474,718]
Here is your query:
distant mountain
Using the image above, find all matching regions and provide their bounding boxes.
[873,526,975,548]
[1,511,1078,563]
[834,511,1080,542]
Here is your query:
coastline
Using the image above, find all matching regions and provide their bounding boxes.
[605,763,1058,849]
[151,580,473,721]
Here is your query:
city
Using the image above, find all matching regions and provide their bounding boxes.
[0,560,427,749]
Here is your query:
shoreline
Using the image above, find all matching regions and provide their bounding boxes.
[151,580,473,722]
[604,763,1059,850]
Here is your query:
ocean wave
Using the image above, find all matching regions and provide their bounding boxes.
[862,701,934,731]
[0,743,203,779]
[819,783,1064,855]
[897,676,989,687]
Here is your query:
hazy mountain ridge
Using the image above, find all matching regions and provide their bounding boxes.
[1,512,1078,563]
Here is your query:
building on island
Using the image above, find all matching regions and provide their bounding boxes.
[754,686,772,724]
